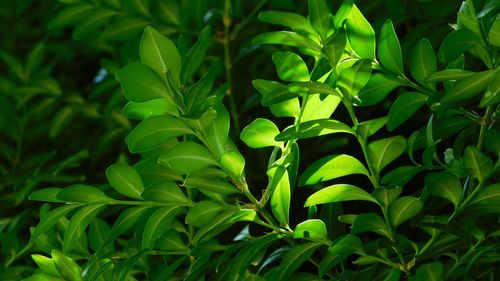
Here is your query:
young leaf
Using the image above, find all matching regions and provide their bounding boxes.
[253,79,300,118]
[354,73,401,106]
[123,98,178,120]
[116,63,172,102]
[204,105,230,158]
[63,204,105,253]
[106,163,144,200]
[328,234,364,255]
[463,146,493,181]
[346,5,375,59]
[56,184,113,204]
[438,29,481,63]
[352,213,390,237]
[410,38,437,90]
[272,51,309,82]
[378,20,403,75]
[158,141,218,175]
[387,92,427,131]
[440,69,497,105]
[220,150,245,178]
[368,136,406,174]
[141,181,193,206]
[299,154,369,186]
[51,250,83,281]
[240,118,282,148]
[275,242,322,281]
[140,26,181,86]
[337,59,372,96]
[31,254,60,277]
[258,11,317,36]
[276,119,353,141]
[293,219,328,240]
[425,172,462,209]
[142,206,179,249]
[270,167,291,226]
[389,196,423,228]
[304,184,378,206]
[308,0,330,40]
[181,26,211,84]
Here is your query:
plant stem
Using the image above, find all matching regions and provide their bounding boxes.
[233,0,267,34]
[476,105,494,151]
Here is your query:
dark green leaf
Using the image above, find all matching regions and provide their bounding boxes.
[106,163,144,200]
[63,204,105,253]
[387,92,427,131]
[142,206,179,249]
[489,15,500,47]
[463,146,493,181]
[381,166,424,187]
[410,39,437,90]
[356,117,388,139]
[328,234,364,255]
[346,5,375,59]
[308,0,331,40]
[106,206,150,243]
[57,184,113,204]
[367,136,406,174]
[438,29,482,63]
[116,63,172,102]
[413,261,444,281]
[352,213,390,237]
[305,184,378,206]
[466,183,500,213]
[425,172,462,209]
[184,168,240,195]
[354,73,401,106]
[275,242,322,281]
[299,154,369,186]
[140,26,181,86]
[440,69,497,104]
[29,188,63,203]
[181,26,211,84]
[378,20,403,75]
[158,141,218,175]
[389,196,423,228]
[141,181,193,206]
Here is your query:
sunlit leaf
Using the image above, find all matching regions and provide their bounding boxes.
[305,184,378,206]
[299,154,369,186]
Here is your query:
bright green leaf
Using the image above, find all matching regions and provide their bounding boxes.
[378,20,403,75]
[158,141,218,175]
[338,59,372,96]
[275,119,353,141]
[123,98,178,120]
[368,136,406,174]
[272,51,309,82]
[241,118,282,148]
[304,184,378,206]
[253,79,300,118]
[308,0,331,40]
[299,154,369,186]
[293,219,328,240]
[116,63,172,102]
[51,250,83,281]
[56,184,113,204]
[270,167,291,226]
[220,150,245,178]
[440,69,497,105]
[106,163,144,200]
[346,5,375,59]
[354,73,401,106]
[410,38,437,90]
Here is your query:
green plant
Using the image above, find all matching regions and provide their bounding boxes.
[26,0,499,280]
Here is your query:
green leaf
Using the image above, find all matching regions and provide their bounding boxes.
[253,79,300,118]
[258,11,317,36]
[140,26,181,86]
[30,205,78,243]
[192,209,238,245]
[372,186,402,207]
[328,234,364,255]
[301,94,342,122]
[410,38,437,90]
[63,204,105,253]
[489,15,500,47]
[186,201,225,228]
[220,150,245,178]
[204,105,230,158]
[32,255,60,277]
[275,242,322,281]
[424,69,474,82]
[346,5,375,59]
[57,184,113,204]
[352,213,390,237]
[308,0,331,40]
[322,30,347,67]
[463,146,493,181]
[293,219,328,240]
[142,206,179,249]
[272,51,309,82]
[229,209,258,223]
[381,166,424,187]
[378,20,403,75]
[354,73,401,106]
[262,81,342,106]
[368,136,406,174]
[116,63,172,102]
[181,26,211,84]
[440,69,497,105]
[438,29,482,63]
[185,60,221,111]
[425,172,462,209]
[466,183,500,213]
[270,167,291,226]
[128,116,192,153]
[106,206,150,243]
[134,159,183,185]
[389,196,423,228]
[123,98,178,120]
[276,119,353,141]
[156,229,187,251]
[253,31,321,52]
[51,250,83,281]
[387,92,427,131]
[413,261,444,281]
[29,188,63,203]
[356,117,388,139]
[241,118,282,148]
[88,219,111,252]
[333,0,354,29]
[304,184,378,206]
[106,163,144,200]
[141,181,193,206]
[338,59,372,96]
[184,168,240,195]
[299,154,369,186]
[158,141,218,175]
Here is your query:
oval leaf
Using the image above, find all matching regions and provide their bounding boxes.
[304,184,378,206]
[106,163,144,200]
[299,154,369,186]
[158,141,218,175]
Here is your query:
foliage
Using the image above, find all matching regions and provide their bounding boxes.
[1,0,499,280]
